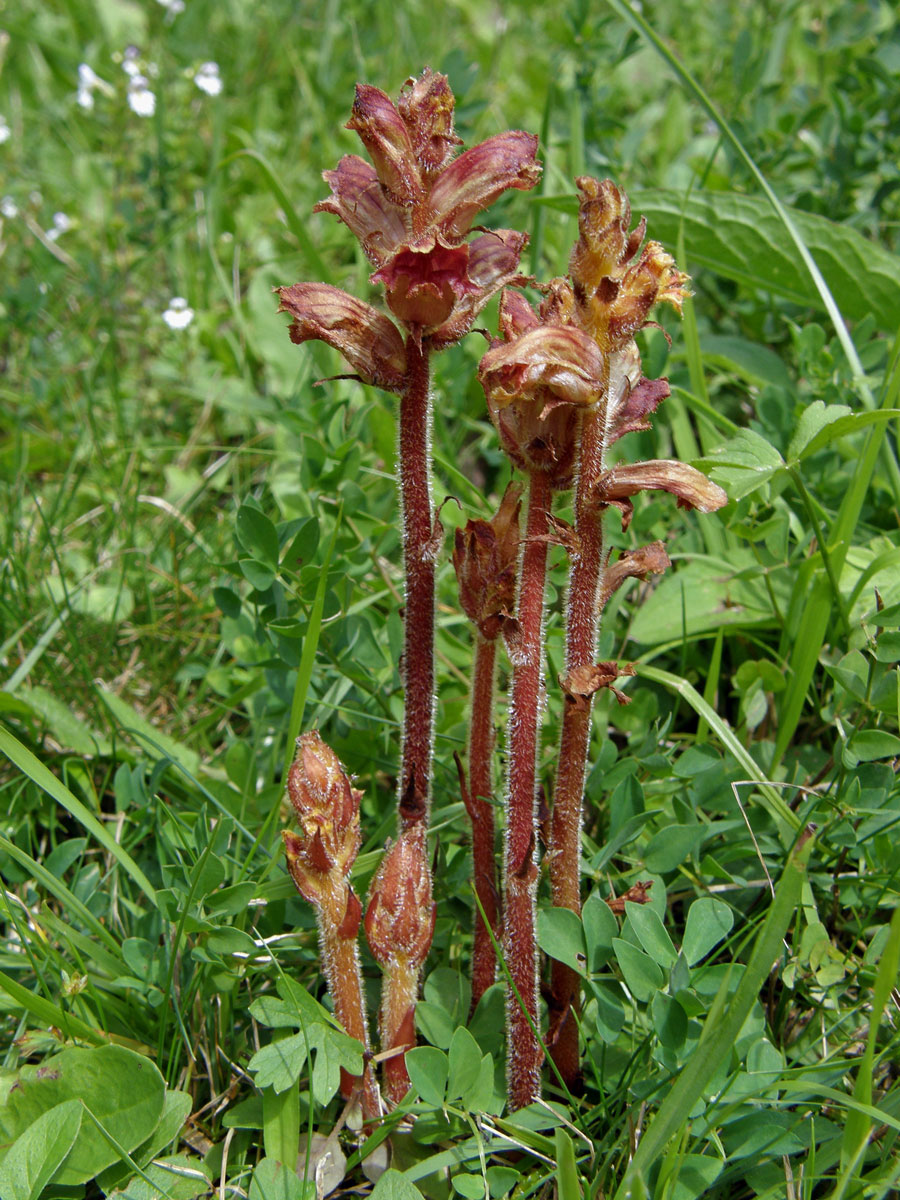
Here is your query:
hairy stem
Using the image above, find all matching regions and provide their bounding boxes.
[466,633,501,1007]
[549,409,606,1085]
[318,880,381,1120]
[398,337,436,829]
[505,469,552,1110]
[379,956,419,1107]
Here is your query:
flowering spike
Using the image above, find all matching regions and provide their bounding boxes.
[282,733,379,1119]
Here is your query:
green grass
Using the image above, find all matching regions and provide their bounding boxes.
[2,1,900,1197]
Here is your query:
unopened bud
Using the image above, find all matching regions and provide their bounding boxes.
[365,825,435,970]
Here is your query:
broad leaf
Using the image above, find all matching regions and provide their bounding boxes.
[0,1046,166,1186]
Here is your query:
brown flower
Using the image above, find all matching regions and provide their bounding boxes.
[452,482,523,640]
[479,289,605,487]
[591,459,729,529]
[299,68,541,342]
[276,284,407,392]
[569,177,689,354]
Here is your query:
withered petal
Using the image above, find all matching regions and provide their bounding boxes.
[347,83,422,206]
[594,460,729,512]
[427,131,541,240]
[314,155,409,265]
[397,67,461,171]
[276,283,406,393]
[598,541,671,611]
[498,288,541,339]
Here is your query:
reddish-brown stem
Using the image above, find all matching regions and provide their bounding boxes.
[379,956,419,1106]
[466,633,501,1007]
[318,880,381,1120]
[398,336,435,830]
[549,409,606,1085]
[505,469,552,1110]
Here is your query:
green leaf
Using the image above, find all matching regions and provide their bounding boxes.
[0,1046,166,1186]
[239,558,277,591]
[625,902,677,968]
[0,1098,82,1200]
[666,1154,723,1200]
[702,428,785,500]
[97,1090,192,1191]
[582,892,618,971]
[537,907,588,976]
[369,1168,427,1200]
[651,992,687,1051]
[0,727,157,905]
[682,898,735,966]
[643,825,705,873]
[446,1027,483,1104]
[247,1034,308,1094]
[248,1157,315,1200]
[236,505,279,567]
[15,686,112,756]
[405,1046,449,1107]
[615,836,811,1197]
[788,402,900,462]
[629,189,900,332]
[97,687,200,777]
[612,939,664,1002]
[699,334,791,390]
[846,729,900,763]
[281,517,320,572]
[555,1127,582,1200]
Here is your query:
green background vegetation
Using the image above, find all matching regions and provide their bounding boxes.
[1,1,899,1197]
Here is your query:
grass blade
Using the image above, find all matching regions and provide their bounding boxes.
[634,665,800,832]
[0,725,157,906]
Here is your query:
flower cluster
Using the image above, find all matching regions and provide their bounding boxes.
[277,66,540,381]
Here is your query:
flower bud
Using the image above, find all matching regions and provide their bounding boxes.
[365,825,435,970]
[283,733,362,901]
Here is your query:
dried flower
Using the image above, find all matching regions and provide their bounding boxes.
[479,289,604,488]
[568,177,689,354]
[452,482,522,641]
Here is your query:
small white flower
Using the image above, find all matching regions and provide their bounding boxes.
[194,61,222,97]
[77,87,95,110]
[156,0,185,14]
[47,213,71,242]
[122,46,141,78]
[0,116,10,145]
[1,196,18,219]
[79,63,102,89]
[163,297,194,330]
[128,76,156,117]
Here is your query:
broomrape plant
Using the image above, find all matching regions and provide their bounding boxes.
[277,69,726,1116]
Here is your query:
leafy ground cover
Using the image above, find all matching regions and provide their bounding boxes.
[2,1,899,1197]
